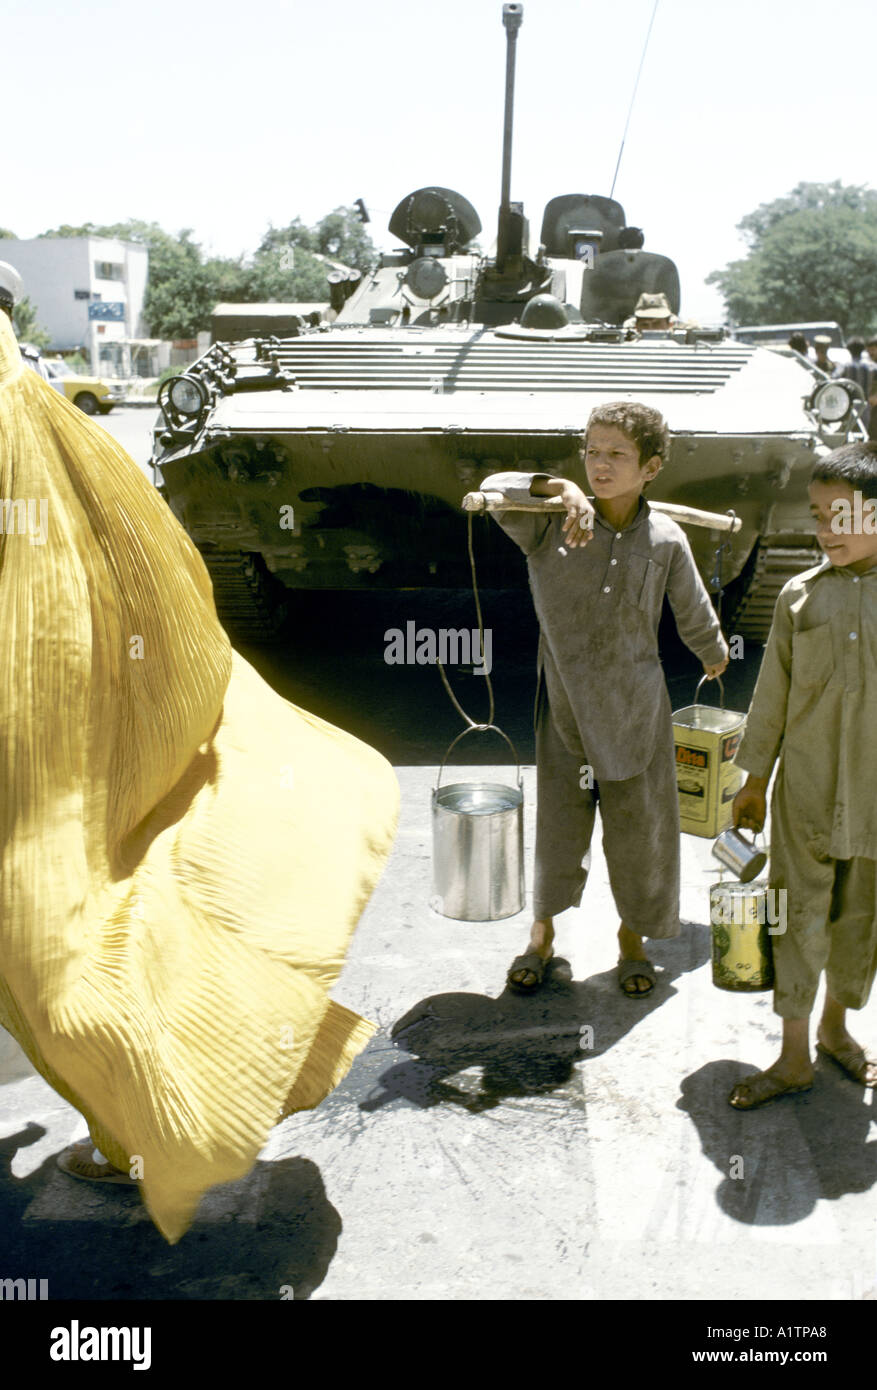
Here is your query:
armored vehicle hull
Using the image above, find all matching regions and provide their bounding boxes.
[153,322,855,641]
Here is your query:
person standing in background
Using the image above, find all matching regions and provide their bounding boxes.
[833,338,876,434]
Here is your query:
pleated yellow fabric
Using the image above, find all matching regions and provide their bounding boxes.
[0,313,398,1243]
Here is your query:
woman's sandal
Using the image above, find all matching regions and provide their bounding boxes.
[56,1139,136,1184]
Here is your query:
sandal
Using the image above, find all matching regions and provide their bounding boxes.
[728,1071,813,1110]
[816,1041,877,1088]
[506,951,551,993]
[617,957,656,997]
[56,1140,136,1185]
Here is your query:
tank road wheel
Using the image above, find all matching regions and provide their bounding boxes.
[74,391,99,415]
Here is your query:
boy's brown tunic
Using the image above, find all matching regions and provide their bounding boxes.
[735,559,877,1015]
[484,472,728,927]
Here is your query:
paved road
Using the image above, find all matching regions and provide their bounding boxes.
[90,403,160,485]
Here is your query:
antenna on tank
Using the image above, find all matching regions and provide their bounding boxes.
[610,0,660,199]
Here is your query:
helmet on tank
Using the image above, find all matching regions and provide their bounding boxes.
[520,293,569,329]
[0,261,24,312]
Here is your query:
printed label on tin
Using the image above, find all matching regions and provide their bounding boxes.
[722,731,743,762]
[677,744,708,770]
[676,743,708,820]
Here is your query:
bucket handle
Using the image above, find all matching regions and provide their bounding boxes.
[694,673,725,708]
[435,723,523,792]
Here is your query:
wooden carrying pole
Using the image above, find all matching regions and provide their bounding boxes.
[462,490,742,533]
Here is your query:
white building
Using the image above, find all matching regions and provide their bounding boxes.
[3,235,149,374]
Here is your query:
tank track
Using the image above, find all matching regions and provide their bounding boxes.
[198,551,288,642]
[726,542,822,643]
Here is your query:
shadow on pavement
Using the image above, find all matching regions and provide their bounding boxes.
[0,1124,340,1299]
[677,1058,877,1225]
[360,922,711,1113]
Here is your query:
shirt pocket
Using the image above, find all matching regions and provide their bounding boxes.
[620,553,663,612]
[790,622,834,688]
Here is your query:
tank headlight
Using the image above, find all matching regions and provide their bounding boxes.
[812,381,852,424]
[168,375,207,418]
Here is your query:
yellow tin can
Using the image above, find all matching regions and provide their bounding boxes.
[673,675,746,838]
[709,880,776,992]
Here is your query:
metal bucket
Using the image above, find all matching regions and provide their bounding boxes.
[431,724,524,921]
[709,879,775,992]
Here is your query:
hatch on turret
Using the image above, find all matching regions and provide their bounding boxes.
[388,187,482,256]
[541,192,680,325]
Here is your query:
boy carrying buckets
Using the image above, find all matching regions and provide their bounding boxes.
[729,442,877,1108]
[482,402,728,996]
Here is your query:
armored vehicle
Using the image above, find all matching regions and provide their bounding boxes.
[151,5,864,643]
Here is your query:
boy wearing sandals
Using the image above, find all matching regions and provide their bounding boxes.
[481,402,728,997]
[729,442,877,1108]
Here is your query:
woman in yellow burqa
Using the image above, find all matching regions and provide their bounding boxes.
[0,310,398,1244]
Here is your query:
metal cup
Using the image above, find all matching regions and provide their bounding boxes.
[711,827,767,883]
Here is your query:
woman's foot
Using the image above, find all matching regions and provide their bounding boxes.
[508,919,554,989]
[617,922,653,995]
[56,1139,136,1184]
[728,1059,814,1109]
[816,1024,877,1087]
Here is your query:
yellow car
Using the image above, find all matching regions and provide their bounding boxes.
[44,359,127,414]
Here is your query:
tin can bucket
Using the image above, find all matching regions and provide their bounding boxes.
[431,724,524,922]
[709,879,776,991]
[673,675,746,839]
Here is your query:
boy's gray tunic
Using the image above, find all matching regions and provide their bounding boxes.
[735,559,877,1016]
[484,471,728,928]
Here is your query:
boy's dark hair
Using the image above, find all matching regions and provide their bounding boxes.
[846,337,865,359]
[810,442,877,501]
[582,402,670,491]
[788,332,808,354]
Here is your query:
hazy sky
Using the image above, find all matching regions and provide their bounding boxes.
[5,0,875,320]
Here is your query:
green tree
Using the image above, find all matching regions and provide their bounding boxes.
[256,219,316,257]
[241,218,346,301]
[13,294,51,349]
[243,247,333,302]
[707,182,877,334]
[313,206,375,273]
[0,227,17,239]
[141,230,218,338]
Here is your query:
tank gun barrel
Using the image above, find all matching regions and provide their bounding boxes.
[496,3,525,272]
[499,3,523,210]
